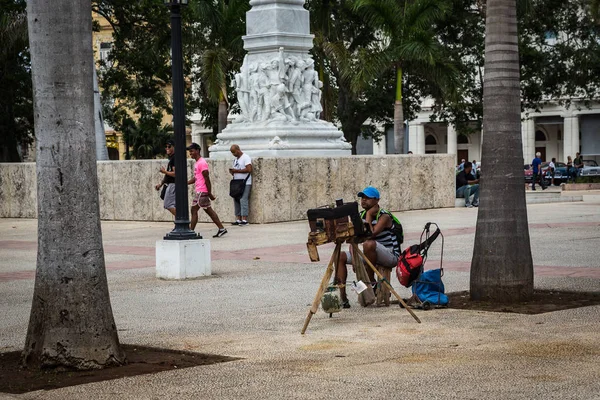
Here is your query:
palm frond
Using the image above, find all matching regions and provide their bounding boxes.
[403,0,451,33]
[349,49,394,93]
[201,47,230,103]
[396,30,443,65]
[353,0,403,38]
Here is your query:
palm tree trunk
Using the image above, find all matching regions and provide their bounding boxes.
[393,67,404,154]
[470,0,533,302]
[217,90,228,133]
[23,0,125,369]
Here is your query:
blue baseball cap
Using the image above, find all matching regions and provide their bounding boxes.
[358,186,380,199]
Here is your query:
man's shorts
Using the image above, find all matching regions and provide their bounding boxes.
[163,183,176,209]
[344,242,399,269]
[192,192,211,209]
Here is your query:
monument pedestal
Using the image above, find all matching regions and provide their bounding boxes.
[209,120,351,158]
[156,239,211,280]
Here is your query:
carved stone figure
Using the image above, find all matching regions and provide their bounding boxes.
[230,49,325,124]
[233,56,250,122]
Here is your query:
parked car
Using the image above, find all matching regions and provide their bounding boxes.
[551,161,573,184]
[581,160,600,177]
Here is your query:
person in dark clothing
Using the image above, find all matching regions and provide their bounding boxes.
[531,152,547,191]
[155,139,176,215]
[574,152,584,180]
[456,162,480,207]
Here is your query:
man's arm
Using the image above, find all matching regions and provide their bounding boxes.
[202,170,215,200]
[467,178,479,184]
[160,166,175,178]
[371,213,393,237]
[230,164,253,174]
[187,175,195,185]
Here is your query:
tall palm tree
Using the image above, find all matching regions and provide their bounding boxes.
[353,0,456,154]
[470,0,533,302]
[190,0,249,133]
[23,0,125,369]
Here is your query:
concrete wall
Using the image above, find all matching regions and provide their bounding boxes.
[0,155,455,224]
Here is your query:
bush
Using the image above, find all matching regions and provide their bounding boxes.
[575,176,600,184]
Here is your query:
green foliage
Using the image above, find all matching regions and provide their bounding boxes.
[93,0,248,149]
[93,0,173,159]
[429,0,600,133]
[120,116,174,159]
[0,0,33,162]
[307,0,396,152]
[575,176,600,183]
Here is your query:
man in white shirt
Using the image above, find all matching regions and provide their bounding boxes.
[229,144,253,225]
[548,157,556,186]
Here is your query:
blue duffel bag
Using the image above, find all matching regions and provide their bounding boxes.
[412,269,449,306]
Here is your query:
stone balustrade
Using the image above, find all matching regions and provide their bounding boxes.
[0,155,455,224]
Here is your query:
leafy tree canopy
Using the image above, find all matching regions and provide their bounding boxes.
[429,0,600,134]
[0,0,33,162]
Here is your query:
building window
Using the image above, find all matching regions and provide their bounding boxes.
[99,42,113,68]
[544,31,557,46]
[535,130,547,141]
[425,134,437,145]
[457,134,469,144]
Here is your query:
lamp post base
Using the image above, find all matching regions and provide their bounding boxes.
[164,221,201,240]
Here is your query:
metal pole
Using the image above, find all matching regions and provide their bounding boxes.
[164,3,198,240]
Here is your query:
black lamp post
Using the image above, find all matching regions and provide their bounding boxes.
[164,0,198,240]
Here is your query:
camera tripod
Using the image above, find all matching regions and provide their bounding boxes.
[301,239,421,334]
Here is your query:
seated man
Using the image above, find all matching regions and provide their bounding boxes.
[456,161,480,207]
[335,186,400,308]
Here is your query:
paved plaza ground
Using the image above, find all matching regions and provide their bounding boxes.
[1,191,599,399]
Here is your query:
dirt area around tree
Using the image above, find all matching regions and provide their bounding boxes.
[446,290,600,314]
[0,344,240,394]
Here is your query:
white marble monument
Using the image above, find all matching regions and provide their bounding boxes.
[208,0,351,158]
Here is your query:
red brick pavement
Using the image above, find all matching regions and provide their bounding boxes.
[1,221,599,282]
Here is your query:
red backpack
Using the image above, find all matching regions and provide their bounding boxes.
[396,245,424,287]
[396,223,441,288]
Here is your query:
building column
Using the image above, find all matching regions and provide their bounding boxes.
[521,117,535,163]
[563,115,579,160]
[408,123,418,153]
[373,134,387,155]
[417,124,426,154]
[447,124,457,158]
[527,117,535,162]
[572,115,579,156]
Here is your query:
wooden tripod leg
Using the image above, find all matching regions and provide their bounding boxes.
[301,242,341,334]
[353,245,421,324]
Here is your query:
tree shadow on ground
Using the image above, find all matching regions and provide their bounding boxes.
[0,344,240,394]
[446,290,600,314]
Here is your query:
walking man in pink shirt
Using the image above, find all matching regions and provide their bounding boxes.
[186,143,227,238]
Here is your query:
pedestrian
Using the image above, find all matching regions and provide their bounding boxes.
[531,152,547,190]
[155,139,176,216]
[186,143,227,238]
[548,157,556,186]
[574,152,584,180]
[229,144,252,226]
[566,156,574,182]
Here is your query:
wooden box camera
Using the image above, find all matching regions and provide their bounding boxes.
[307,201,366,243]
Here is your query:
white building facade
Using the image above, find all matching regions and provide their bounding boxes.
[406,100,600,165]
